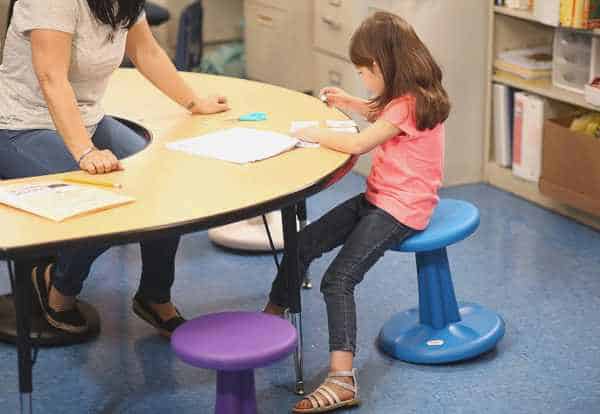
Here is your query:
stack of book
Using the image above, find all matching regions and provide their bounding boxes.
[560,0,600,29]
[494,46,553,80]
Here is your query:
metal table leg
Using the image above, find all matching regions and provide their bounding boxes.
[296,201,312,290]
[13,261,34,414]
[281,206,305,395]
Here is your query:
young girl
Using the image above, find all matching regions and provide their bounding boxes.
[265,11,450,413]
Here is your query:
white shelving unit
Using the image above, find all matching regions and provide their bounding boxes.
[485,6,600,230]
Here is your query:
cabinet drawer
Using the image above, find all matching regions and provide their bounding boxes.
[244,1,289,84]
[314,0,361,59]
[315,51,366,98]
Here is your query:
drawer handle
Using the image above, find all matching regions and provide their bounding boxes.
[322,16,341,30]
[328,0,342,6]
[328,70,342,86]
[257,14,274,25]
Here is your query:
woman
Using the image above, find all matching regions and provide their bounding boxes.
[0,0,229,336]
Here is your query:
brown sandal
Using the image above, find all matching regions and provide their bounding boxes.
[292,369,360,413]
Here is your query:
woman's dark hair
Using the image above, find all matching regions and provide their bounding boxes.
[87,0,146,30]
[350,12,451,131]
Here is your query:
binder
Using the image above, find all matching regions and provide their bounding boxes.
[512,93,557,182]
[493,83,513,167]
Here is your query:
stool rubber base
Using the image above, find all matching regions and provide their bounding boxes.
[379,302,505,364]
[0,294,101,347]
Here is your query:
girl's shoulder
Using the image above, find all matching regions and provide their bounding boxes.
[378,95,417,135]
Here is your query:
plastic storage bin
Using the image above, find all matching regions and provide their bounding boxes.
[553,29,592,94]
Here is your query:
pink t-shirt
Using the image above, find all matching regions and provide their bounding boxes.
[365,96,445,230]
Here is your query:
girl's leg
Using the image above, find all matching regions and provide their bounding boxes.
[266,194,366,313]
[295,205,414,412]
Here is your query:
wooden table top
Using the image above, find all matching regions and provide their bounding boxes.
[0,69,353,258]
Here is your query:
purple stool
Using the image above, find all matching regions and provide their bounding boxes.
[171,311,298,414]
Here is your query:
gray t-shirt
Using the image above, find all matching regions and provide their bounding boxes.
[0,0,145,132]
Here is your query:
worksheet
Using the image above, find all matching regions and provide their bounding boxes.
[0,182,135,222]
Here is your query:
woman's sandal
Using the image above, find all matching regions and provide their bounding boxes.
[292,369,360,413]
[132,294,186,338]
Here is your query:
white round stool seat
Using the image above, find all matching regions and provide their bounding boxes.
[208,211,301,252]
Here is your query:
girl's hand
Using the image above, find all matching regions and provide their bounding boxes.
[78,149,123,174]
[319,86,354,110]
[191,95,230,114]
[292,127,321,143]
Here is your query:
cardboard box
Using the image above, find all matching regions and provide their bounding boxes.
[540,117,600,216]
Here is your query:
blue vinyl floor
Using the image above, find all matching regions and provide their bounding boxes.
[1,173,599,413]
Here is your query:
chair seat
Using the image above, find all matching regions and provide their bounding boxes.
[171,312,297,371]
[145,2,171,26]
[393,199,480,253]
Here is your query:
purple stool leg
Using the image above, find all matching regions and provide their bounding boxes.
[215,370,257,414]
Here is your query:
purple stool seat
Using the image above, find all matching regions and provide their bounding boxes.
[171,311,297,414]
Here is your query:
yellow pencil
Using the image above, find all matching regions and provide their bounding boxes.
[63,177,123,189]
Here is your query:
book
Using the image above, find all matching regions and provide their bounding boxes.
[0,181,135,222]
[493,83,513,167]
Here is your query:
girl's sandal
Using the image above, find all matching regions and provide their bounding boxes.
[292,369,360,413]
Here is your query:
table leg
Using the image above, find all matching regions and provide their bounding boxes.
[296,201,312,290]
[281,205,305,395]
[13,260,34,414]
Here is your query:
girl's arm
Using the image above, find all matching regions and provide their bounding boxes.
[31,29,121,174]
[125,18,229,114]
[320,86,373,118]
[295,119,400,155]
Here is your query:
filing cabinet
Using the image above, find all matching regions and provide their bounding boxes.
[244,0,313,91]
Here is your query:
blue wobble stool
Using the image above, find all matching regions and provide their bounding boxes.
[379,199,505,364]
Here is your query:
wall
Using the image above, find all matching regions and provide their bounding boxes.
[0,0,9,62]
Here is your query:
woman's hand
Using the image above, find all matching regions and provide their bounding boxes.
[190,95,230,114]
[78,149,122,174]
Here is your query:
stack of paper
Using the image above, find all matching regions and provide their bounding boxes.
[494,46,553,80]
[167,128,299,164]
[0,182,134,222]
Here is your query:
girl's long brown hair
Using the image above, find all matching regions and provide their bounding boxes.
[350,12,451,131]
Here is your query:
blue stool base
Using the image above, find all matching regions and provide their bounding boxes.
[379,302,505,364]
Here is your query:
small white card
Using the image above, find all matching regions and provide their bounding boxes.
[330,127,358,134]
[326,120,358,128]
[291,121,320,148]
[290,121,319,132]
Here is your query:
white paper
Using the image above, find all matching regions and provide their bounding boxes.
[167,128,299,164]
[0,182,134,222]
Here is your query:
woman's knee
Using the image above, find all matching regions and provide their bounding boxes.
[92,117,148,159]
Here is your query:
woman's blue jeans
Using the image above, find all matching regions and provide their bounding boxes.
[0,116,180,303]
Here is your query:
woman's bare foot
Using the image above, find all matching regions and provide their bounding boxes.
[263,301,286,317]
[44,265,76,311]
[149,302,179,321]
